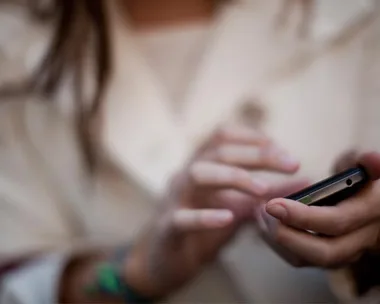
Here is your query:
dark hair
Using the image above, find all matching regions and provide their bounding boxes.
[1,0,111,170]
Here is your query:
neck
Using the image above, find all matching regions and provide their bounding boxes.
[120,0,217,30]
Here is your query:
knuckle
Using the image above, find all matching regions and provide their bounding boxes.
[317,245,336,268]
[259,140,273,152]
[274,233,285,245]
[369,183,380,206]
[333,219,350,236]
[249,129,268,140]
[293,213,312,230]
[188,162,204,184]
[215,146,231,163]
[273,227,287,244]
[260,148,281,166]
[333,208,360,235]
[289,258,306,268]
[215,127,231,142]
[286,207,313,231]
[264,137,273,146]
[168,172,184,194]
[233,169,251,186]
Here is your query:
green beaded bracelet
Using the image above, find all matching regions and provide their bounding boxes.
[86,254,153,303]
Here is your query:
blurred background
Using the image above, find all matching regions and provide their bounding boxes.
[1,0,380,302]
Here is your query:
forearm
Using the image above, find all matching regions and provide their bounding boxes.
[59,252,121,303]
[60,246,165,303]
[0,246,165,304]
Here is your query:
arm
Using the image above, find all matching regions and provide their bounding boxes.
[1,126,305,304]
[0,243,174,304]
[59,249,160,303]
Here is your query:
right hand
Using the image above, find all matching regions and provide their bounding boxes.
[257,151,380,269]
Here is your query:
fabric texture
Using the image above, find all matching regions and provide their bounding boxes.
[0,255,67,304]
[0,1,378,303]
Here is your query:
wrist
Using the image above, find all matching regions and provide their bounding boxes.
[124,242,169,301]
[60,252,115,303]
[61,247,161,303]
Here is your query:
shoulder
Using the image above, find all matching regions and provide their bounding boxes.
[0,96,86,203]
[0,96,78,150]
[0,97,88,255]
[0,3,49,87]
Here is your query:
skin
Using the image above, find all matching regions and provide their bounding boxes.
[125,126,306,298]
[61,125,306,302]
[61,1,310,301]
[258,151,380,269]
[122,0,216,29]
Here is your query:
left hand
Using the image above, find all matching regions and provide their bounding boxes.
[127,125,307,298]
[169,125,307,223]
[258,151,380,268]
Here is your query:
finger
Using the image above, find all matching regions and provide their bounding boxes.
[214,126,271,146]
[190,161,269,196]
[333,151,380,180]
[266,184,380,235]
[209,178,310,221]
[271,222,377,268]
[206,144,299,173]
[266,178,310,199]
[210,190,259,220]
[172,209,234,232]
[191,127,270,163]
[255,206,307,267]
[359,151,380,180]
[333,150,359,174]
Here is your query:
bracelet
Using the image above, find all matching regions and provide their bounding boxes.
[85,245,154,303]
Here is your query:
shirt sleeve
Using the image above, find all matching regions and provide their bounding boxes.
[0,254,69,304]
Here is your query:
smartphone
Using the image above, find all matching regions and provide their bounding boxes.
[286,167,369,207]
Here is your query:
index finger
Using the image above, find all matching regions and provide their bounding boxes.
[172,209,234,232]
[267,178,310,199]
[265,182,380,236]
[214,125,271,146]
[333,151,380,180]
[358,152,380,180]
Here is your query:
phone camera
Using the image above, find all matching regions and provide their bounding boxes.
[346,179,353,186]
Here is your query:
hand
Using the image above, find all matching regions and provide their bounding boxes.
[126,126,306,298]
[258,151,380,268]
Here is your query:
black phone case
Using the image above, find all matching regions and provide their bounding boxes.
[286,167,369,207]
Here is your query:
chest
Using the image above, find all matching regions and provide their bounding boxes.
[83,173,155,246]
[104,0,375,194]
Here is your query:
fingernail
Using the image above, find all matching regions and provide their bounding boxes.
[266,204,287,220]
[279,154,299,170]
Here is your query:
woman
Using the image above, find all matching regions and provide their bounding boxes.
[114,1,373,302]
[0,0,304,302]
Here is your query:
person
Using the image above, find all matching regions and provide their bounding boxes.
[110,1,377,302]
[258,150,380,301]
[0,0,305,303]
[103,1,362,299]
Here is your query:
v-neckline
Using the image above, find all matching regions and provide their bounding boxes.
[128,12,225,114]
[133,24,215,112]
